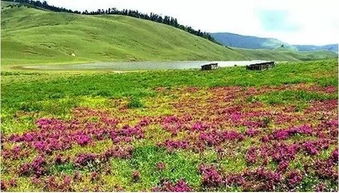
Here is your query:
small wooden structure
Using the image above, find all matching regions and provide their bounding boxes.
[201,63,218,70]
[246,61,275,70]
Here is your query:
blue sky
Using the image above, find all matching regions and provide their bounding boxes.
[257,10,299,32]
[46,0,338,45]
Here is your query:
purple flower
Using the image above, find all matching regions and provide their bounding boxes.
[286,170,303,188]
[277,160,290,173]
[102,146,133,160]
[271,125,313,140]
[191,122,209,131]
[272,143,299,163]
[199,130,243,147]
[245,128,259,137]
[75,134,91,146]
[302,140,329,156]
[329,148,338,163]
[74,153,96,167]
[19,155,47,177]
[159,140,190,151]
[152,179,192,192]
[198,164,224,187]
[245,147,257,164]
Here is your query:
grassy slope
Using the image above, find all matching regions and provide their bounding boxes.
[1,6,246,65]
[1,5,337,66]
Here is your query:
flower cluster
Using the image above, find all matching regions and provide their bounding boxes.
[301,139,329,155]
[158,140,190,151]
[75,146,133,167]
[286,170,303,188]
[19,155,47,177]
[270,125,313,140]
[199,130,244,147]
[152,179,192,192]
[199,164,224,187]
[4,116,145,156]
[74,153,97,167]
[245,142,299,165]
[1,83,338,191]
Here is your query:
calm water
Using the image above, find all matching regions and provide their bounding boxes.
[21,60,268,71]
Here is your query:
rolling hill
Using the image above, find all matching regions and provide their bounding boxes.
[1,3,337,66]
[1,4,246,65]
[211,32,294,50]
[211,32,338,54]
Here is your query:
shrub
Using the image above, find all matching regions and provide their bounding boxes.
[127,97,143,108]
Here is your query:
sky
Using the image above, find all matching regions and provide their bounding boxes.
[45,0,339,45]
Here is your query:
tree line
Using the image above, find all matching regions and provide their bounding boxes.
[4,0,219,44]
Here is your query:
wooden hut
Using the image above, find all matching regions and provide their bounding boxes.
[201,63,218,70]
[246,61,275,70]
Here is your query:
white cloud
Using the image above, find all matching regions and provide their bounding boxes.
[45,0,339,45]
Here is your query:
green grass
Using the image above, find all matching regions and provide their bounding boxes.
[250,90,338,105]
[127,146,201,189]
[1,3,338,191]
[0,59,338,191]
[1,59,337,134]
[1,4,337,66]
[2,60,337,111]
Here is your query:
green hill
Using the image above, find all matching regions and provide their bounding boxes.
[1,4,337,66]
[1,5,246,65]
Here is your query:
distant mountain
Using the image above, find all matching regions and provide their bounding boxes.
[294,44,338,53]
[211,32,338,53]
[211,32,294,50]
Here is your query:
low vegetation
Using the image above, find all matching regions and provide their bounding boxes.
[1,60,338,191]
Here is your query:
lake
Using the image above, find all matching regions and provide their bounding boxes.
[19,60,269,71]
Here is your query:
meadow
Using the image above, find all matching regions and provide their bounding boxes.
[1,59,338,191]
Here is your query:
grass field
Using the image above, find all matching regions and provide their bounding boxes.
[1,59,338,191]
[1,1,338,192]
[1,4,337,66]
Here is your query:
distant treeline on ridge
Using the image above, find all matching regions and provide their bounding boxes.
[4,0,219,44]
